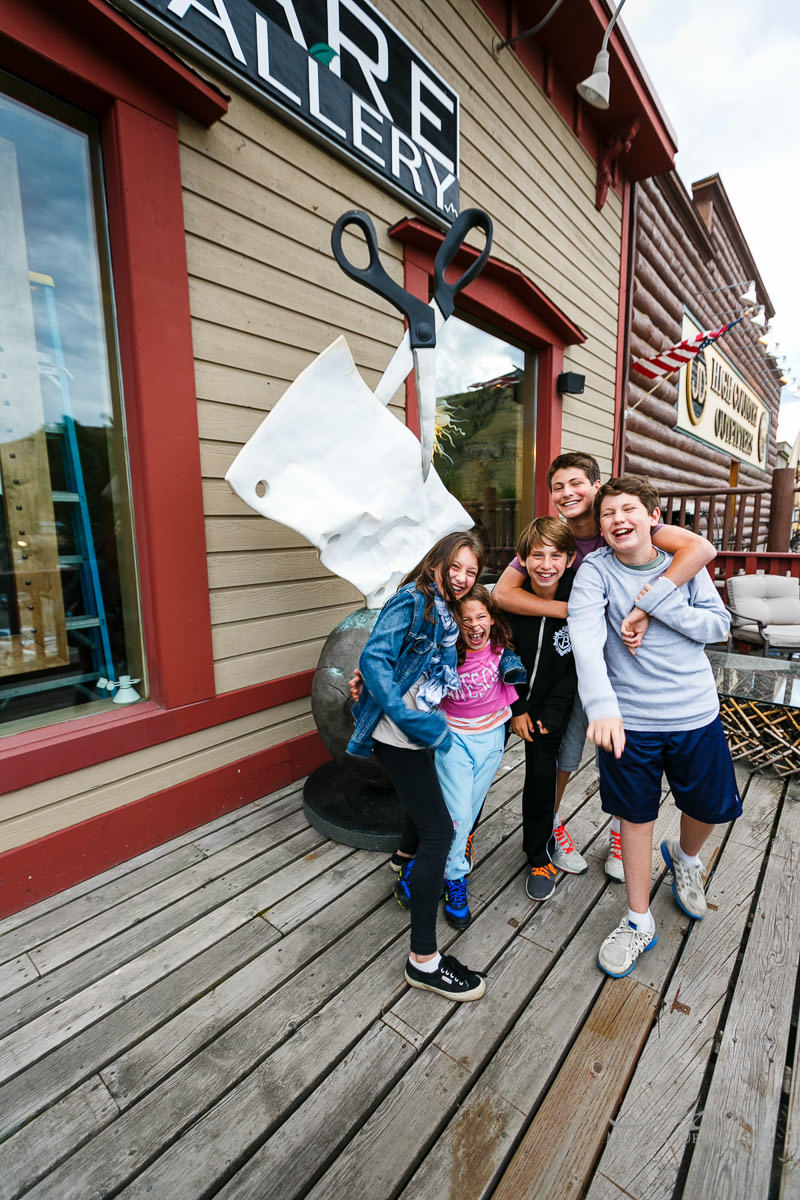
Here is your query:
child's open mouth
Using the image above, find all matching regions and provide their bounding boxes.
[466,628,488,647]
[611,525,634,539]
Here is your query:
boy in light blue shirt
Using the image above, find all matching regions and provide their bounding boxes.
[567,475,742,978]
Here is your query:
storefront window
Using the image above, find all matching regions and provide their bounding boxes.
[0,77,144,732]
[434,317,535,576]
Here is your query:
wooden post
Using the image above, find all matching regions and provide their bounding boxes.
[767,467,796,552]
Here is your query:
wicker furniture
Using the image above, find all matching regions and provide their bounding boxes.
[707,648,800,776]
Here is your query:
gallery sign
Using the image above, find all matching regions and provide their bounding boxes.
[114,0,460,220]
[676,314,770,470]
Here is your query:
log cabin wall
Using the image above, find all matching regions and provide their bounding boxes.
[625,171,780,547]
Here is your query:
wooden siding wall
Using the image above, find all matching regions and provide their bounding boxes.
[626,174,780,547]
[189,0,623,696]
[0,1,622,856]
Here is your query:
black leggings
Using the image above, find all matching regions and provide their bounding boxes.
[521,730,560,866]
[373,740,454,956]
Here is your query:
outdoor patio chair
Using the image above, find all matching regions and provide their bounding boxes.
[725,574,800,657]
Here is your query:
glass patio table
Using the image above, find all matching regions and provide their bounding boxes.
[705,648,800,776]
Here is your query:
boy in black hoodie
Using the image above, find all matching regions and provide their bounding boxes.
[505,518,578,902]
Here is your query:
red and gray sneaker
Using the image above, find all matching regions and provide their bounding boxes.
[551,823,588,874]
[605,829,625,882]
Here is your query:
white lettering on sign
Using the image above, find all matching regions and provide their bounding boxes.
[326,0,394,121]
[352,95,386,167]
[411,61,455,173]
[391,127,423,197]
[255,15,301,104]
[136,0,460,217]
[308,57,347,138]
[167,0,246,63]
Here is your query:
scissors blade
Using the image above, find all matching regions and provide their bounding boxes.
[373,332,413,406]
[373,301,446,408]
[414,347,437,481]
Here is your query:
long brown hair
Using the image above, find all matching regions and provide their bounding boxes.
[455,584,513,665]
[400,531,485,622]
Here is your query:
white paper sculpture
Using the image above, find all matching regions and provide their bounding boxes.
[225,336,473,608]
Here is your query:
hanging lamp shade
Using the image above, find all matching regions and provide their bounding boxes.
[577,50,611,108]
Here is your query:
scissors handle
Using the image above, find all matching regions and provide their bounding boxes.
[331,211,436,349]
[433,208,494,320]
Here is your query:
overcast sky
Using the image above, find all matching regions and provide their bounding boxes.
[619,0,800,445]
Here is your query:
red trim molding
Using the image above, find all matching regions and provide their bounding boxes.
[389,217,579,516]
[0,0,228,126]
[0,729,331,918]
[0,671,316,795]
[389,218,585,347]
[0,0,230,787]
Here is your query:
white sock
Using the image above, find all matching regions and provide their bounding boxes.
[611,817,621,834]
[627,907,654,933]
[410,952,441,974]
[676,842,701,867]
[553,815,562,831]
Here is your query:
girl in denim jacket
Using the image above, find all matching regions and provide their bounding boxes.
[347,532,488,1002]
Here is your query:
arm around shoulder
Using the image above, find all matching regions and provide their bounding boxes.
[493,562,567,618]
[652,523,716,588]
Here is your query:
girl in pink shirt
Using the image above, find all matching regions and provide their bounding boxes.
[432,585,525,929]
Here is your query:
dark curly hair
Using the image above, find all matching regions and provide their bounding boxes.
[455,583,513,665]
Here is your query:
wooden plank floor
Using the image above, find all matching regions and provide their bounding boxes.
[1,740,798,1200]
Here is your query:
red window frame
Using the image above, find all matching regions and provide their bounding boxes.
[0,0,233,790]
[388,218,586,515]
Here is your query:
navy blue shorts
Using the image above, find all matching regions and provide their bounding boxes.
[597,716,742,826]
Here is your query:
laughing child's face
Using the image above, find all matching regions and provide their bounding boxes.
[597,491,659,564]
[458,598,493,652]
[549,466,601,523]
[524,537,574,598]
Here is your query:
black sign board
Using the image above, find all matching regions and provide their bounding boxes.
[114,0,460,220]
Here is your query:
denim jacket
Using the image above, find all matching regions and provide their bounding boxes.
[347,583,527,759]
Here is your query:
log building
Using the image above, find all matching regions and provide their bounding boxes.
[623,170,781,546]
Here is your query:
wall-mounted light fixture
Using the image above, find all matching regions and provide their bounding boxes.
[493,0,569,52]
[577,0,629,110]
[698,279,757,306]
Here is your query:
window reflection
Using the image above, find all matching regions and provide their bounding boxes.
[0,80,143,731]
[434,318,532,576]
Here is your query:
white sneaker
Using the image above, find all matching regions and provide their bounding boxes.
[551,823,588,874]
[661,839,707,919]
[597,918,657,977]
[605,828,625,882]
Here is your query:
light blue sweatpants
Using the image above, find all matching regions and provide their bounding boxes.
[435,724,506,880]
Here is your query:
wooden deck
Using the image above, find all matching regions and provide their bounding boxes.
[1,740,799,1200]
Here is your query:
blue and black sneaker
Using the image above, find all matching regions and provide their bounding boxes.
[393,857,414,910]
[443,877,472,930]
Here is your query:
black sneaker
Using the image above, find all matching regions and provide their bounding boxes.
[393,857,414,909]
[389,851,413,875]
[525,862,557,901]
[404,954,486,1001]
[443,877,472,930]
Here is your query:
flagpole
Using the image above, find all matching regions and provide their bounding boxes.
[625,310,751,417]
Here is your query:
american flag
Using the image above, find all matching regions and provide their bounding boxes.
[630,317,742,382]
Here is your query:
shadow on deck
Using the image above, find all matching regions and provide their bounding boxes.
[0,741,798,1199]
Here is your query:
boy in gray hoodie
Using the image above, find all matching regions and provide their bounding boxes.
[567,475,741,978]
